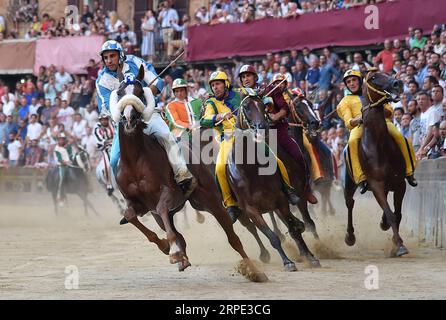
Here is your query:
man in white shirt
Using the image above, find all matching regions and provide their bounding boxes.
[417,91,443,159]
[57,100,75,131]
[7,134,22,167]
[72,113,88,141]
[431,85,444,119]
[26,114,42,142]
[1,91,15,116]
[28,97,39,116]
[83,104,99,129]
[158,1,179,52]
[55,66,73,92]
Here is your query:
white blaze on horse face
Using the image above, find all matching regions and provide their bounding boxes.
[123,105,133,127]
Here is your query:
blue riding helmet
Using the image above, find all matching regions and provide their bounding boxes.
[99,40,126,64]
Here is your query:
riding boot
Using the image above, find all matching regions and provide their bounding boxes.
[406,175,418,187]
[359,180,369,194]
[227,206,242,224]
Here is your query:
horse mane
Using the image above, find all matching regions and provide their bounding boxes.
[110,87,156,123]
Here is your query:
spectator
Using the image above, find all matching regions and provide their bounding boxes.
[434,31,446,55]
[26,113,42,143]
[302,47,318,67]
[57,100,75,131]
[195,6,210,25]
[375,39,395,73]
[306,57,320,93]
[44,76,57,104]
[431,85,444,118]
[83,103,99,129]
[55,66,73,92]
[24,138,43,166]
[18,97,30,122]
[169,14,190,59]
[408,99,422,152]
[158,1,179,52]
[72,113,87,141]
[417,91,442,159]
[7,133,22,167]
[351,52,371,71]
[0,113,7,144]
[439,120,446,157]
[400,113,412,138]
[393,107,404,131]
[411,28,428,50]
[318,55,341,90]
[141,10,157,62]
[1,89,15,116]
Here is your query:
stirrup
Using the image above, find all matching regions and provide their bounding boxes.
[406,175,418,187]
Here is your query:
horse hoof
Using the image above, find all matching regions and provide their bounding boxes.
[284,262,297,272]
[178,258,191,272]
[169,252,183,264]
[119,217,128,225]
[345,233,356,246]
[380,220,390,231]
[396,245,409,257]
[306,257,321,268]
[259,250,271,264]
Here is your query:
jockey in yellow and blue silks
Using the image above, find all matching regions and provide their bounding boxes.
[337,69,417,194]
[237,64,300,205]
[96,40,196,196]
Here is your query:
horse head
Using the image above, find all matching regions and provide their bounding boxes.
[110,65,156,133]
[237,92,269,143]
[363,69,403,109]
[292,97,321,140]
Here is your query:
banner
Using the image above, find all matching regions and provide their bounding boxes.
[0,39,36,74]
[34,35,105,75]
[187,0,446,61]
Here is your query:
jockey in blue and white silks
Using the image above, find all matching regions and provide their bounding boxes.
[95,40,197,195]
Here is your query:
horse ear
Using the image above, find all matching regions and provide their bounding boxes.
[136,65,144,82]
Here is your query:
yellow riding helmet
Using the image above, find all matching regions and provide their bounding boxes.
[343,69,362,85]
[208,71,230,90]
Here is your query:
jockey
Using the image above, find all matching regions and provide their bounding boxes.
[165,78,202,141]
[95,40,197,196]
[237,64,300,205]
[337,69,417,194]
[266,73,318,204]
[54,133,71,204]
[94,109,114,193]
[200,71,242,223]
[289,87,327,182]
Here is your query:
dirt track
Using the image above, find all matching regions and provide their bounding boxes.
[0,190,445,300]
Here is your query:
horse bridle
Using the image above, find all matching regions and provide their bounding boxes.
[362,72,395,113]
[237,95,269,131]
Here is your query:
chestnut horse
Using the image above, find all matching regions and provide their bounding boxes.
[226,93,320,271]
[343,70,409,257]
[112,65,267,281]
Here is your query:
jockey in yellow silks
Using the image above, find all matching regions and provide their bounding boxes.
[336,69,417,194]
[200,70,299,224]
[237,65,300,205]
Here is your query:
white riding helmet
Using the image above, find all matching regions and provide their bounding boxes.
[99,40,126,64]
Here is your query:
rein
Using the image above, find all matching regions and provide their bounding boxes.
[362,72,391,113]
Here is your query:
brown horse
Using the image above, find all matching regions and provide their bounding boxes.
[343,70,409,257]
[227,93,320,271]
[112,65,267,281]
[291,96,338,216]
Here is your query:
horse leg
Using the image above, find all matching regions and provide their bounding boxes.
[156,186,185,265]
[327,185,336,216]
[297,198,319,239]
[238,214,271,263]
[247,208,297,272]
[269,211,286,242]
[369,183,408,257]
[168,210,191,271]
[276,203,320,268]
[392,183,409,257]
[380,190,391,231]
[124,205,170,255]
[51,192,59,215]
[344,174,357,246]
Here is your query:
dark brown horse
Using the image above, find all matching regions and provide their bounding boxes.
[112,65,267,281]
[227,93,320,271]
[291,96,338,216]
[343,70,409,257]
